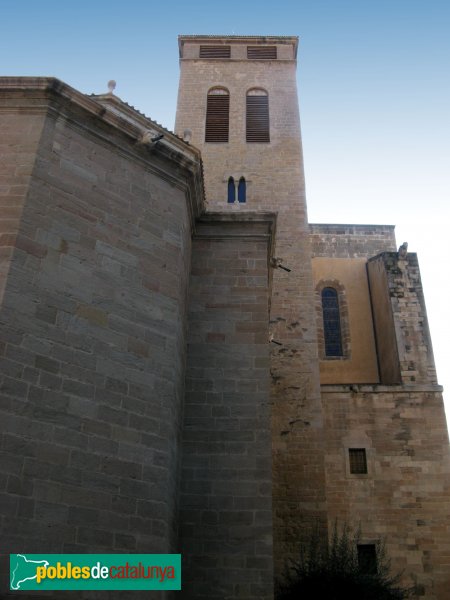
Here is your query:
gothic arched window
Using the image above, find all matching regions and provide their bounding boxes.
[321,287,343,357]
[205,87,229,142]
[228,177,235,203]
[238,177,246,203]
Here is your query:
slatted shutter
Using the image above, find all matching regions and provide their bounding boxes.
[200,45,231,59]
[205,88,229,143]
[246,90,270,142]
[247,46,277,60]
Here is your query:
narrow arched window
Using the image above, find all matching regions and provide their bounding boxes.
[205,87,229,142]
[238,177,246,203]
[228,177,235,203]
[246,89,269,142]
[322,287,343,357]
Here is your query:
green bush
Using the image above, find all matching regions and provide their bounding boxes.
[276,524,414,600]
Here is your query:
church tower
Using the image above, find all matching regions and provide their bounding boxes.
[176,35,328,579]
[176,35,450,600]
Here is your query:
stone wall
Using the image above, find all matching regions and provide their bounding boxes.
[176,36,328,579]
[368,252,437,385]
[0,78,202,598]
[322,385,450,600]
[310,223,397,258]
[180,215,275,600]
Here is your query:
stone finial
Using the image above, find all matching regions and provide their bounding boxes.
[107,80,116,94]
[183,129,192,143]
[398,242,408,259]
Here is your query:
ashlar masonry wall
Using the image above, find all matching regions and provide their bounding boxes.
[180,215,275,600]
[314,227,450,600]
[0,78,202,598]
[322,385,450,600]
[176,36,328,578]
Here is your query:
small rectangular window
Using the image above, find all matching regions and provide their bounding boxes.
[247,46,277,59]
[357,544,377,574]
[349,448,367,474]
[200,45,231,59]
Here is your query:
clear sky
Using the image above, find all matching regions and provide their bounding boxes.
[2,0,450,421]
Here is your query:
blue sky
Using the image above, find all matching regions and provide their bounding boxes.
[2,0,450,419]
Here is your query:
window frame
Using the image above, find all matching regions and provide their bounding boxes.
[315,280,351,361]
[348,448,368,475]
[205,87,230,143]
[246,88,270,143]
[238,177,246,203]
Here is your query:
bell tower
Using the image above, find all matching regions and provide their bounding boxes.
[176,35,328,577]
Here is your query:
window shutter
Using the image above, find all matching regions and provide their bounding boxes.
[247,46,277,59]
[205,91,229,142]
[200,45,231,59]
[246,94,270,142]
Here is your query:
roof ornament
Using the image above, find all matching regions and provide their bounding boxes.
[398,242,408,259]
[107,80,116,94]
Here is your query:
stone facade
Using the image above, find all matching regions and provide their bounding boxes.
[176,35,328,579]
[180,215,275,599]
[0,35,449,600]
[0,77,275,599]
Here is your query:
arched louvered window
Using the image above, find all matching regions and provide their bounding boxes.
[246,89,270,142]
[238,177,246,203]
[321,287,343,357]
[205,87,229,142]
[228,177,235,203]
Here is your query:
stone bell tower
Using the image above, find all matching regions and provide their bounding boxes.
[176,35,327,578]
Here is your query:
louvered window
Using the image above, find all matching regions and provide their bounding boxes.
[200,45,231,59]
[247,46,277,59]
[246,89,270,143]
[205,88,229,143]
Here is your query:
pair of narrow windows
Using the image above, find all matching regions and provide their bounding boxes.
[205,88,270,143]
[228,177,246,203]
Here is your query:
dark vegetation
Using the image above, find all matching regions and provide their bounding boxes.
[276,524,414,600]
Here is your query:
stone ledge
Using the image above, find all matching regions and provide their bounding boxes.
[321,383,444,393]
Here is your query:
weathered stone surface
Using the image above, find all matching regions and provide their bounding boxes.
[180,217,275,600]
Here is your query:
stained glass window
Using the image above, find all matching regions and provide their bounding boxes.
[321,287,343,357]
